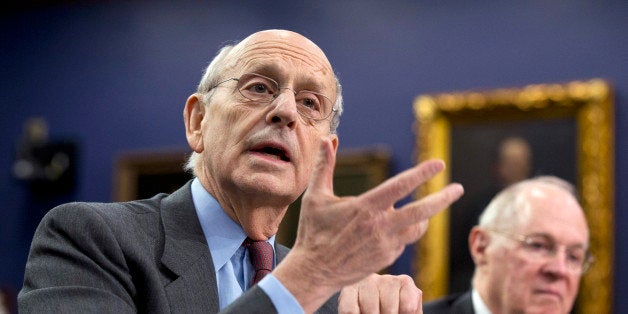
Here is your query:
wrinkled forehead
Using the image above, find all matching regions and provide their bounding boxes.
[226,30,335,90]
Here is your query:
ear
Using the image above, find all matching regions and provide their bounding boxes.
[469,227,489,266]
[184,94,205,153]
[329,134,339,153]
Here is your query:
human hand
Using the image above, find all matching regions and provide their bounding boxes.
[338,273,422,314]
[273,138,463,312]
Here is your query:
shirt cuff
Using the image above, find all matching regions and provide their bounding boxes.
[258,274,304,314]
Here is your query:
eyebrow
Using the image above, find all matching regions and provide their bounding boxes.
[244,63,328,93]
[244,63,282,78]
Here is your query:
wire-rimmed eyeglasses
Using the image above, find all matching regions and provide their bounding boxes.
[487,229,593,274]
[208,73,337,122]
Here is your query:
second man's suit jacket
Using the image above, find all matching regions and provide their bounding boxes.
[422,291,475,314]
[19,181,338,313]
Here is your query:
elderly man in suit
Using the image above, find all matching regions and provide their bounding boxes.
[19,29,464,313]
[423,176,591,314]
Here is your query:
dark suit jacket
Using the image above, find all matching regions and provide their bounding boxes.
[19,181,338,313]
[423,291,475,314]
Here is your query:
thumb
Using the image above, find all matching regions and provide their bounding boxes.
[306,137,336,197]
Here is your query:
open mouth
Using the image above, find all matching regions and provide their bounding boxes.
[251,146,290,162]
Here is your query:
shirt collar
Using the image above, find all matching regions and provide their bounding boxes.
[471,288,493,314]
[190,178,276,271]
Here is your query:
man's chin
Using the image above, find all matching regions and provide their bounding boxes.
[238,176,300,200]
[527,298,565,314]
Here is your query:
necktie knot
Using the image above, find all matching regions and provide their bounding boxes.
[243,238,274,286]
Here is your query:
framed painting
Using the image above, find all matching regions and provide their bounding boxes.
[412,79,614,313]
[113,148,193,201]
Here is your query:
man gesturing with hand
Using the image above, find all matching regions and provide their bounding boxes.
[20,29,463,314]
[278,139,462,313]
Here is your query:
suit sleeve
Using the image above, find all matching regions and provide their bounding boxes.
[220,286,277,313]
[18,203,136,314]
[220,285,339,314]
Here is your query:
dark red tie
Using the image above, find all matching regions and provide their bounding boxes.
[243,238,274,287]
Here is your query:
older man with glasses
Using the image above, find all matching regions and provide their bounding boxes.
[19,29,464,313]
[424,176,591,314]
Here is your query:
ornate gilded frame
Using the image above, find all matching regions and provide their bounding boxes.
[413,79,614,313]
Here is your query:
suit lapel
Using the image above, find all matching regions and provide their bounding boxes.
[275,243,290,264]
[157,182,306,312]
[160,181,220,313]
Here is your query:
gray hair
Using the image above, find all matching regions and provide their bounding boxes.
[477,176,578,230]
[183,41,344,175]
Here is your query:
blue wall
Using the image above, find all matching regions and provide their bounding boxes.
[2,0,626,311]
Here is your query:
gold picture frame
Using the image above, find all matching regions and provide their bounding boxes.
[413,79,614,313]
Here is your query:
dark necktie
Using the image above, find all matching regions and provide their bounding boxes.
[243,238,274,287]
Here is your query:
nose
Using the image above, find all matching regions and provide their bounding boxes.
[265,89,298,129]
[542,249,571,277]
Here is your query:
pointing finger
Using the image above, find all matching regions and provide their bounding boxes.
[359,159,446,211]
[391,183,464,232]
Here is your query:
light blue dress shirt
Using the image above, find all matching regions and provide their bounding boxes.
[191,178,303,313]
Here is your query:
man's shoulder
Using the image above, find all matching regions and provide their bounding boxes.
[35,195,168,250]
[39,182,197,244]
[45,181,194,225]
[423,291,474,314]
[45,194,166,225]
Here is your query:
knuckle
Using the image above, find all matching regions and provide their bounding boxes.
[398,274,414,283]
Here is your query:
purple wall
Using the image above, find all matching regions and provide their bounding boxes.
[2,0,626,311]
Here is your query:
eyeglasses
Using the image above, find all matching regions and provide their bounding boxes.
[487,229,593,274]
[208,73,337,122]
